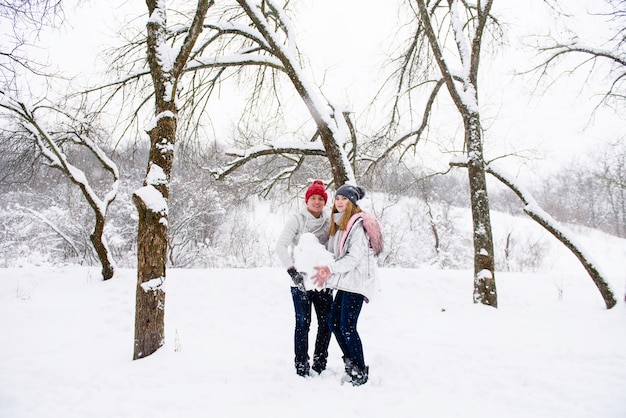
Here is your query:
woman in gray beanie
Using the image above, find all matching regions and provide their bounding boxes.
[312,183,378,386]
[334,184,365,205]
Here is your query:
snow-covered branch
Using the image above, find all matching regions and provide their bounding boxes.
[450,158,617,309]
[234,0,355,185]
[200,21,273,52]
[187,54,284,71]
[449,0,472,75]
[538,42,626,69]
[209,141,326,180]
[0,90,119,280]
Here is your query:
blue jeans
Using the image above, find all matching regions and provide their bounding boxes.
[328,290,365,369]
[291,287,333,367]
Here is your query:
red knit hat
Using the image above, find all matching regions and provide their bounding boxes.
[305,180,328,203]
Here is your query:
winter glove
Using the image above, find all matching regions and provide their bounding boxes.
[287,267,306,292]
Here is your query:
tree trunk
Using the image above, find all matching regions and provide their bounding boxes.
[133,188,168,359]
[485,164,617,309]
[1,95,119,281]
[414,0,497,307]
[133,0,172,360]
[132,105,176,359]
[132,0,209,360]
[465,113,497,307]
[89,212,114,280]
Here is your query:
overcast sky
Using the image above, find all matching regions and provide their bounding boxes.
[37,0,625,180]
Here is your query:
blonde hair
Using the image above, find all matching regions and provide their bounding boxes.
[329,200,362,236]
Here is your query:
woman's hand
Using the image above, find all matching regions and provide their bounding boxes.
[312,266,331,287]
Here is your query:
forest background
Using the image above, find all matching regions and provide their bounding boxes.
[1,0,625,278]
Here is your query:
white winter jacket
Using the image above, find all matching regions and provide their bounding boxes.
[275,206,330,270]
[326,213,378,301]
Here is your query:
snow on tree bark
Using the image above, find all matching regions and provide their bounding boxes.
[466,113,497,307]
[415,0,497,307]
[0,93,119,280]
[485,164,617,309]
[133,0,210,360]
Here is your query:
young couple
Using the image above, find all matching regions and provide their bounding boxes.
[275,180,378,386]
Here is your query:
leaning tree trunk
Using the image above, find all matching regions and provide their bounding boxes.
[485,165,617,309]
[465,113,497,307]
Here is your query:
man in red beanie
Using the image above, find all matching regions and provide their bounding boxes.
[304,180,328,209]
[275,180,333,377]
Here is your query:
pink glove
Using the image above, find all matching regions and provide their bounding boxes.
[312,266,331,287]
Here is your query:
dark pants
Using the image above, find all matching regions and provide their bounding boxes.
[328,290,366,369]
[291,287,333,367]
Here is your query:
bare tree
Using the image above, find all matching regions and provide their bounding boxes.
[398,0,497,307]
[0,92,119,280]
[367,0,496,290]
[529,0,626,303]
[483,162,617,308]
[0,0,124,279]
[83,0,355,357]
[131,0,211,360]
[181,0,358,187]
[96,1,357,192]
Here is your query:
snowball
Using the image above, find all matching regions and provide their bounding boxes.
[293,233,334,291]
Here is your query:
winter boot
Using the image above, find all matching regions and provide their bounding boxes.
[343,360,368,386]
[342,356,353,374]
[312,355,327,374]
[350,365,369,386]
[295,361,310,377]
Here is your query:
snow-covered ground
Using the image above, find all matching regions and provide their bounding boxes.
[1,263,625,418]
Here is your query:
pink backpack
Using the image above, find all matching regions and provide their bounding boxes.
[340,212,384,256]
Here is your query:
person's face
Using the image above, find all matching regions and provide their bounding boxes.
[334,195,349,213]
[306,194,326,217]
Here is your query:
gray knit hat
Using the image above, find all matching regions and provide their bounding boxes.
[335,184,365,205]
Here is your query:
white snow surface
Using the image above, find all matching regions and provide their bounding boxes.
[1,263,625,417]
